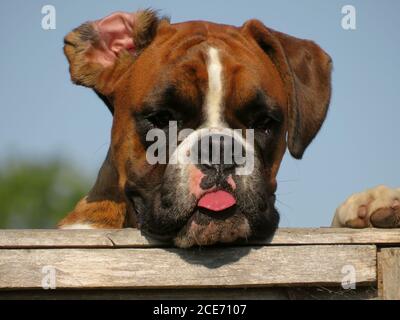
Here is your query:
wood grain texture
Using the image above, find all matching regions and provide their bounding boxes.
[378,248,400,300]
[0,245,376,290]
[0,286,377,300]
[0,228,398,248]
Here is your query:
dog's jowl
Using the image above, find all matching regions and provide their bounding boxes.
[58,9,333,247]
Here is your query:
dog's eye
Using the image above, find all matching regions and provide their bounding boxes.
[147,110,174,128]
[252,117,273,133]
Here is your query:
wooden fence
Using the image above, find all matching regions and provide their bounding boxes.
[0,228,399,299]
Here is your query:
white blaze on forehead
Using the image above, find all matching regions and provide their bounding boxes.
[166,47,256,177]
[205,47,224,127]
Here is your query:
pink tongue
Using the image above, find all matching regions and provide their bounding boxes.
[197,190,236,212]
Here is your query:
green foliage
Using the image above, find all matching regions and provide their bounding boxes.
[0,158,90,228]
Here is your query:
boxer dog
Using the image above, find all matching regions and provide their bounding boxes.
[58,9,399,247]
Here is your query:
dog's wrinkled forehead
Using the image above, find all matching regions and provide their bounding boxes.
[140,46,226,127]
[131,34,287,131]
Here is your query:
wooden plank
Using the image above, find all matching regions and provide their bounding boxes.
[0,286,377,300]
[0,228,398,248]
[0,245,376,289]
[271,228,400,245]
[0,229,163,248]
[378,248,400,300]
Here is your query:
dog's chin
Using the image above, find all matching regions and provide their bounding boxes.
[136,193,280,248]
[172,208,251,248]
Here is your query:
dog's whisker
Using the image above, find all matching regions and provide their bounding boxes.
[276,192,295,196]
[277,179,300,183]
[276,198,293,210]
[93,142,109,155]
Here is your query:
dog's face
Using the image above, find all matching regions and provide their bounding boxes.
[63,10,332,247]
[113,19,289,247]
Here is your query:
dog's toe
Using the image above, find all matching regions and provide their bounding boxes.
[370,199,400,228]
[344,217,369,228]
[342,204,371,227]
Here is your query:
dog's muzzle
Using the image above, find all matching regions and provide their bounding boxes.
[127,127,279,247]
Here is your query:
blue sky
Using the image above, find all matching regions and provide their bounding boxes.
[0,0,399,227]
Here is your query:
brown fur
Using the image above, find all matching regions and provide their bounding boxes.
[59,10,332,230]
[241,20,332,159]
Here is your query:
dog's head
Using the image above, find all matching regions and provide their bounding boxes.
[64,9,332,247]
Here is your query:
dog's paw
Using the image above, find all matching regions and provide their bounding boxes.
[332,185,400,228]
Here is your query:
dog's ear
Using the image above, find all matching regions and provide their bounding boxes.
[64,9,164,110]
[242,20,332,159]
